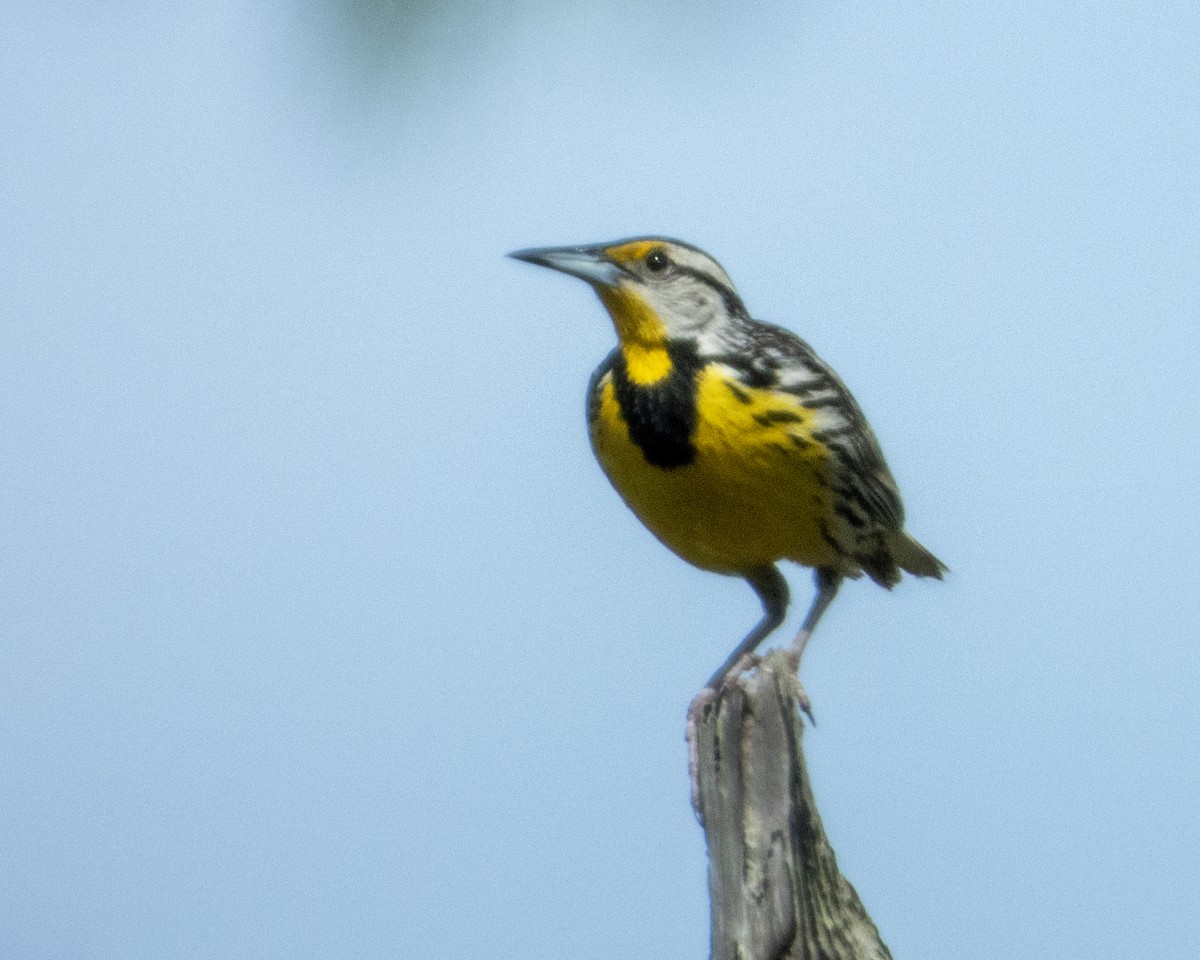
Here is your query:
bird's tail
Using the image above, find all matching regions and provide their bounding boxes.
[890,532,947,579]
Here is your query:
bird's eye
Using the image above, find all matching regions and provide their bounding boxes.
[645,249,669,273]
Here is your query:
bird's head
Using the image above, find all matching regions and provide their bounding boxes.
[510,237,746,349]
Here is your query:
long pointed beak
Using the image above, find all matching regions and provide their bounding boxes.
[508,245,627,287]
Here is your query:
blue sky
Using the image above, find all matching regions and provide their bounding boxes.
[3,2,1198,957]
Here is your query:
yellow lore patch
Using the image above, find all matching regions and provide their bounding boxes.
[604,239,663,265]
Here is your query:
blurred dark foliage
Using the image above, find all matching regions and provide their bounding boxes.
[303,0,503,100]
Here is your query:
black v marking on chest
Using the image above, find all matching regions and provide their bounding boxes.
[610,341,704,469]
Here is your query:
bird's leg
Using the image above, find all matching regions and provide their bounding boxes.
[782,568,842,720]
[704,565,790,690]
[688,566,789,809]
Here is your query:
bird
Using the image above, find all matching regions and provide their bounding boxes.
[510,237,944,700]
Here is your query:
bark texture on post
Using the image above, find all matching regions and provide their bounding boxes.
[692,650,892,960]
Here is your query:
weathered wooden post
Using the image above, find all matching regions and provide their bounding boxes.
[690,650,893,960]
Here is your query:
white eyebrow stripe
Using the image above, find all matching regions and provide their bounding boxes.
[667,244,737,292]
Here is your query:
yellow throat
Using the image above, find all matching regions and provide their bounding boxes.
[597,285,672,385]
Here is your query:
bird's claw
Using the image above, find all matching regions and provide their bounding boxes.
[796,681,815,725]
[686,686,717,814]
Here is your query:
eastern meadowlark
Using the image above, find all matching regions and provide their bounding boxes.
[511,237,944,699]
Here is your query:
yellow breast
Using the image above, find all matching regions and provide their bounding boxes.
[590,364,843,575]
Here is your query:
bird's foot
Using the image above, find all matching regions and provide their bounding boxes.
[686,653,764,813]
[685,687,715,814]
[777,645,815,725]
[795,680,815,725]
